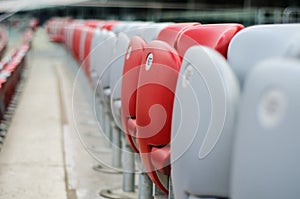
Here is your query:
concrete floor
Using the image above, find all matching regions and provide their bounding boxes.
[0,28,128,199]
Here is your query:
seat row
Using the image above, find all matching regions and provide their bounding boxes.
[0,21,36,144]
[0,26,8,59]
[46,17,300,199]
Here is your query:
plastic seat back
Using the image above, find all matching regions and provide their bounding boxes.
[140,22,173,43]
[171,46,239,199]
[82,27,96,79]
[156,23,200,47]
[136,40,182,194]
[121,36,146,153]
[231,58,300,199]
[72,25,85,61]
[110,33,130,127]
[176,24,244,57]
[228,24,300,86]
[79,26,89,63]
[90,30,116,97]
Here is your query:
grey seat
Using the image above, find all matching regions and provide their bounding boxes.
[109,32,130,129]
[89,29,116,98]
[231,58,300,199]
[171,45,240,199]
[228,24,300,87]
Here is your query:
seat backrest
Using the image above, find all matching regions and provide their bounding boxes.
[65,22,80,51]
[72,25,85,61]
[123,22,154,39]
[101,20,119,31]
[84,19,103,28]
[82,27,96,79]
[109,33,130,127]
[111,21,134,34]
[228,24,300,86]
[156,23,200,47]
[79,26,89,63]
[121,36,146,153]
[176,24,244,58]
[139,22,173,42]
[89,29,116,97]
[136,40,182,194]
[231,58,300,199]
[171,46,239,199]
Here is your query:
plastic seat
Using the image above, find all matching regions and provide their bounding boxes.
[156,23,200,47]
[171,46,240,199]
[82,27,96,80]
[228,24,300,86]
[72,25,85,61]
[101,20,119,31]
[121,36,146,153]
[90,30,116,99]
[176,24,244,58]
[111,21,134,35]
[139,22,173,43]
[136,40,182,194]
[84,19,103,28]
[110,33,130,127]
[79,26,89,63]
[231,58,300,199]
[123,22,154,39]
[135,24,242,195]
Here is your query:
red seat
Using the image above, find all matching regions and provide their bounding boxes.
[121,36,146,153]
[101,20,119,31]
[151,146,171,175]
[136,40,181,194]
[84,20,103,28]
[176,24,244,58]
[135,24,243,194]
[82,27,96,80]
[156,22,200,47]
[72,25,85,62]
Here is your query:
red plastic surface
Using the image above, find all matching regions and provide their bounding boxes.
[151,146,171,175]
[136,40,181,194]
[82,27,95,80]
[156,23,200,47]
[176,23,244,58]
[121,36,146,153]
[72,25,85,61]
[84,20,103,28]
[101,20,119,31]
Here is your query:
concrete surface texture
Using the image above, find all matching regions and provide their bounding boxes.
[0,28,125,199]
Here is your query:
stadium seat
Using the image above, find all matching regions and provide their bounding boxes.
[110,32,130,127]
[171,46,239,199]
[156,22,200,47]
[121,36,146,153]
[228,24,300,86]
[231,58,300,199]
[82,27,96,80]
[134,23,242,194]
[135,40,181,194]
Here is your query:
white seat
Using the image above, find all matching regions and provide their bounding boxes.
[78,26,89,63]
[139,22,173,42]
[231,58,300,199]
[109,32,130,127]
[228,24,300,86]
[171,46,240,199]
[90,29,116,92]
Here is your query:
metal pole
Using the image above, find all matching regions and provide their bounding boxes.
[122,138,136,192]
[154,185,167,199]
[168,177,174,199]
[138,166,154,199]
[112,125,122,168]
